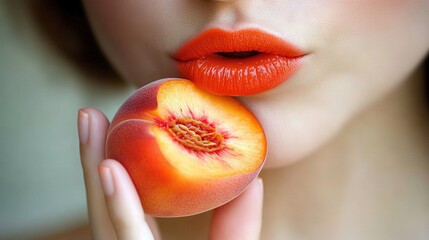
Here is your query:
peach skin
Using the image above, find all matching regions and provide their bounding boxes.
[106,78,266,217]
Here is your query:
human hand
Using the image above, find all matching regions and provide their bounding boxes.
[78,108,264,240]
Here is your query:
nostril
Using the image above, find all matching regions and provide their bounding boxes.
[216,51,261,59]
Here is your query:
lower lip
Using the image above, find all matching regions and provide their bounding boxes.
[176,52,303,96]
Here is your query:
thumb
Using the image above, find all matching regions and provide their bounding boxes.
[209,178,264,240]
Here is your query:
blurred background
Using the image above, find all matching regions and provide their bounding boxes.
[1,1,429,240]
[0,1,134,239]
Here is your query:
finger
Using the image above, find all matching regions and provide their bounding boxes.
[78,108,116,240]
[99,159,155,240]
[209,178,264,240]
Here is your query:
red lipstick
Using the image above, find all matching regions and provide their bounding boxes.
[174,28,306,96]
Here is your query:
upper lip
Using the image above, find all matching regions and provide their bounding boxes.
[174,28,306,61]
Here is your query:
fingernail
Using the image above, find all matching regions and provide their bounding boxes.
[99,166,115,196]
[78,109,89,145]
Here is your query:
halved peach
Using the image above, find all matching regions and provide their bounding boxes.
[106,78,266,217]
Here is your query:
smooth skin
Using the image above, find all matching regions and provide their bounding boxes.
[78,108,263,240]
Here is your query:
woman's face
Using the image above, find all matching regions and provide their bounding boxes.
[83,0,429,168]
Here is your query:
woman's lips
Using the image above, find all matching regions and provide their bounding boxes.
[173,28,306,96]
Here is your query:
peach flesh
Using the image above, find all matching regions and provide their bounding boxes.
[106,78,266,217]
